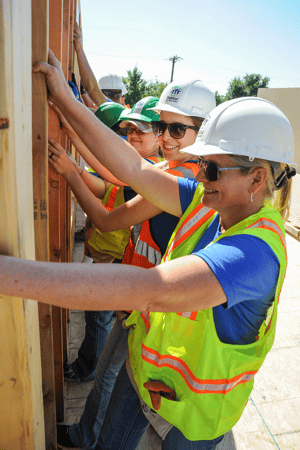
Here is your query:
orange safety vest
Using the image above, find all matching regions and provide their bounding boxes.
[122,161,199,268]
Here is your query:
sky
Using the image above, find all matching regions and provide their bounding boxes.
[79,0,300,95]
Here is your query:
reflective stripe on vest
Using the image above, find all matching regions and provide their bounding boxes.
[104,185,119,211]
[145,156,165,165]
[141,344,258,394]
[163,203,215,261]
[128,161,199,269]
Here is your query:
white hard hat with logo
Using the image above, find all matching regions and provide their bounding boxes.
[148,80,216,119]
[98,74,123,90]
[182,97,295,165]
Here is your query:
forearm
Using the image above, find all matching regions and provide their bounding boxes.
[0,256,151,311]
[68,131,127,187]
[0,254,226,312]
[76,47,106,107]
[80,169,106,198]
[64,169,110,230]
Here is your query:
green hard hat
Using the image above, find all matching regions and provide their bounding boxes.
[94,102,125,128]
[119,96,160,123]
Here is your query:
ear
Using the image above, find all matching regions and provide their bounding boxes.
[249,167,268,195]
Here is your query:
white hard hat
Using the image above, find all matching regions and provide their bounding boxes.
[182,97,295,165]
[148,79,216,118]
[98,74,123,90]
[121,82,128,96]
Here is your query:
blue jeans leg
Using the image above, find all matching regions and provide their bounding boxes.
[95,362,150,450]
[163,428,224,450]
[71,310,114,380]
[70,319,129,449]
[95,361,225,450]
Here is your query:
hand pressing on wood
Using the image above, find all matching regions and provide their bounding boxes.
[33,49,73,106]
[48,138,82,178]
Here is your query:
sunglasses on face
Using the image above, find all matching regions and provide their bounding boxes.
[151,121,198,139]
[197,157,243,181]
[126,127,149,136]
[102,90,122,99]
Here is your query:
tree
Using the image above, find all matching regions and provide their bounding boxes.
[226,73,270,100]
[122,66,167,107]
[215,73,270,105]
[214,90,227,106]
[145,78,168,99]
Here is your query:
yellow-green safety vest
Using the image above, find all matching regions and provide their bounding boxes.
[88,156,164,259]
[88,185,129,259]
[126,184,287,441]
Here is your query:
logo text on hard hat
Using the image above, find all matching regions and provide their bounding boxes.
[166,86,182,103]
[171,86,182,95]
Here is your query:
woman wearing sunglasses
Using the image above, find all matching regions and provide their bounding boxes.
[3,52,295,449]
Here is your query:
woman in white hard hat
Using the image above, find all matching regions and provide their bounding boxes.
[2,53,296,449]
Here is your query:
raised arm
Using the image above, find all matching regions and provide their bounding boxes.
[33,50,182,217]
[50,101,135,187]
[73,22,106,107]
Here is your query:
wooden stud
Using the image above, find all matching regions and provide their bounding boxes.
[1,1,45,448]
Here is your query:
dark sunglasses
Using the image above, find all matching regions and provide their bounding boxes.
[102,90,122,100]
[151,121,198,139]
[198,157,243,181]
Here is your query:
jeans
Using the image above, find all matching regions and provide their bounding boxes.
[70,319,129,449]
[95,363,225,450]
[71,310,114,381]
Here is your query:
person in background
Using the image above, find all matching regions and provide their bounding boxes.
[73,21,126,107]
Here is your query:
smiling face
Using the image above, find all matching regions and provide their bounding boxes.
[158,111,199,163]
[126,124,160,158]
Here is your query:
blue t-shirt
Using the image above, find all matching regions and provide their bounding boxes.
[178,177,280,345]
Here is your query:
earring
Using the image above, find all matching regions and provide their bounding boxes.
[250,192,254,203]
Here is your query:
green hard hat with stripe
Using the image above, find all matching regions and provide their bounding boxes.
[94,102,126,128]
[119,96,160,123]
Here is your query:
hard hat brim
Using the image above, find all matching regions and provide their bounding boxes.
[120,113,153,123]
[148,104,191,117]
[180,142,229,157]
[181,141,297,166]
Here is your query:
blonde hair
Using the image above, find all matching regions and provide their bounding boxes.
[229,155,293,222]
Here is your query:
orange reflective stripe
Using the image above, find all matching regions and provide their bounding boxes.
[247,218,287,257]
[177,311,198,320]
[142,344,258,394]
[140,312,151,332]
[164,205,215,261]
[105,185,119,211]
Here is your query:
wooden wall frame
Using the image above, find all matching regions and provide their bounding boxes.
[1,0,79,448]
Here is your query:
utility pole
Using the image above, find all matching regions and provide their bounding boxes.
[168,55,183,82]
